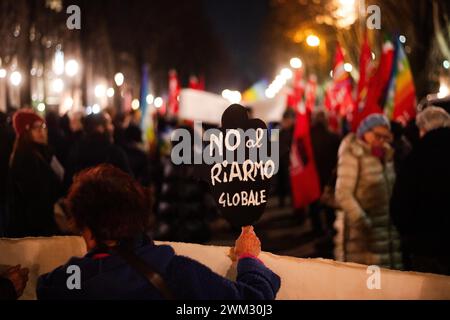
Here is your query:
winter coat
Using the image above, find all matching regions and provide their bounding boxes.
[7,143,63,237]
[391,127,450,259]
[334,134,402,269]
[310,123,341,191]
[36,238,281,300]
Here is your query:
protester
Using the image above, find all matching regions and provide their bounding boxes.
[37,165,281,300]
[7,109,65,237]
[64,111,132,189]
[334,114,402,269]
[277,109,296,208]
[0,112,15,236]
[309,110,341,237]
[390,121,413,176]
[0,265,29,300]
[391,106,450,275]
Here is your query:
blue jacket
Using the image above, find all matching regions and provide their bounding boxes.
[36,241,281,300]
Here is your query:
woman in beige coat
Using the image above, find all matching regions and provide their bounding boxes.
[334,114,402,270]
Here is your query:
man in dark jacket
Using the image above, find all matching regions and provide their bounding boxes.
[309,110,341,237]
[64,112,132,190]
[0,112,15,236]
[37,165,280,300]
[391,107,450,275]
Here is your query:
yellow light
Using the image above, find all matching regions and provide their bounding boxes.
[290,58,303,69]
[65,59,79,77]
[95,84,106,98]
[306,34,320,47]
[37,103,46,112]
[10,71,22,86]
[280,68,293,80]
[438,83,449,99]
[131,99,140,110]
[106,88,115,98]
[51,78,64,93]
[114,73,124,87]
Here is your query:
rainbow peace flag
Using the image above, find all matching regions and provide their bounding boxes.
[384,38,417,124]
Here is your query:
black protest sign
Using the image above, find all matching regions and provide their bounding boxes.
[202,104,275,227]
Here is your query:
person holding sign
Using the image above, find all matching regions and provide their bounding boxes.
[37,165,281,300]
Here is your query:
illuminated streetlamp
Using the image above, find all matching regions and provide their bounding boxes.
[95,84,107,98]
[290,58,303,69]
[10,71,22,86]
[146,94,154,105]
[106,87,115,98]
[154,97,163,108]
[306,34,320,47]
[114,73,124,87]
[131,99,140,110]
[51,78,64,93]
[65,59,79,77]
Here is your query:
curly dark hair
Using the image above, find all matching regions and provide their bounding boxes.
[66,164,152,243]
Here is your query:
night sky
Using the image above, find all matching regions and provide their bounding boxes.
[203,0,270,90]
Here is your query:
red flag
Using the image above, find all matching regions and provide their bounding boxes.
[325,84,340,134]
[189,75,205,91]
[355,38,395,127]
[353,34,375,130]
[305,75,318,112]
[331,44,355,121]
[286,68,304,111]
[290,110,321,209]
[168,69,180,115]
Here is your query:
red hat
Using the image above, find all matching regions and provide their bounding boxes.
[13,109,45,136]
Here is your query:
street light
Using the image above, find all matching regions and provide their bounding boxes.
[154,97,163,108]
[114,73,124,87]
[92,104,101,114]
[95,84,107,98]
[290,58,303,69]
[65,59,79,77]
[146,94,154,105]
[280,68,293,80]
[51,78,64,93]
[131,99,140,110]
[306,34,320,47]
[10,71,22,86]
[106,87,115,98]
[344,63,353,73]
[37,103,46,112]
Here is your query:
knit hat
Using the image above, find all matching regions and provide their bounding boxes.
[356,114,391,138]
[13,109,45,136]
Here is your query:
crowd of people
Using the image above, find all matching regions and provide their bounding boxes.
[0,101,450,300]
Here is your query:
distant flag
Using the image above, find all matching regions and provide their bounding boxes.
[290,108,321,209]
[384,37,417,125]
[324,83,340,133]
[189,75,205,91]
[331,44,355,120]
[242,80,269,102]
[140,64,150,128]
[168,69,180,116]
[304,75,318,112]
[353,36,395,129]
[287,68,305,110]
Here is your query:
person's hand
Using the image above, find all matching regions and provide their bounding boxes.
[230,226,261,261]
[2,265,29,298]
